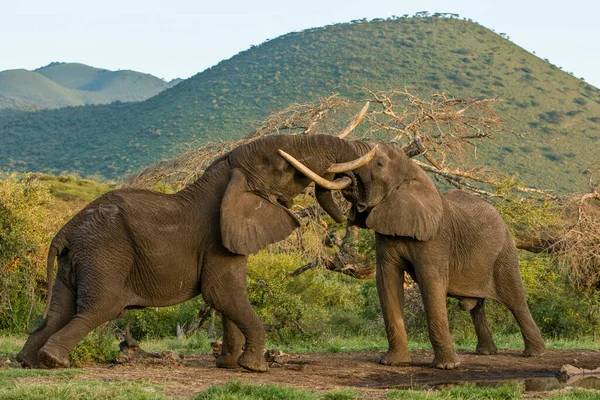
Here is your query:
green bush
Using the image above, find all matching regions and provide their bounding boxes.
[521,254,600,338]
[69,326,118,364]
[0,175,59,332]
[119,296,205,339]
[247,251,381,343]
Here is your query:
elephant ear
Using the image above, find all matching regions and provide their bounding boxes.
[366,179,443,241]
[221,168,300,255]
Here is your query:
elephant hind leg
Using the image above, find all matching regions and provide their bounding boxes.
[17,279,76,368]
[494,252,545,356]
[469,299,498,355]
[38,285,125,368]
[39,308,119,368]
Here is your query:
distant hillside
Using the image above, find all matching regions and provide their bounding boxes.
[1,16,599,193]
[0,62,181,110]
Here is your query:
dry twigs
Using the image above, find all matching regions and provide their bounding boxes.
[552,168,600,291]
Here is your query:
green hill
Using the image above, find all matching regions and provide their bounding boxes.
[1,16,599,192]
[0,62,179,110]
[0,69,96,109]
[35,62,108,89]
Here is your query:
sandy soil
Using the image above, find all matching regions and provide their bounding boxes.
[6,349,600,399]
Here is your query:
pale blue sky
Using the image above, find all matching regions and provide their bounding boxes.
[2,0,599,87]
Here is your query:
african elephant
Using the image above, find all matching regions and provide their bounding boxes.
[16,134,375,372]
[280,141,546,369]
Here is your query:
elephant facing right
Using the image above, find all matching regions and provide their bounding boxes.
[280,141,546,369]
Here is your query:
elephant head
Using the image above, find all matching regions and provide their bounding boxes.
[218,134,376,255]
[350,143,443,241]
[281,141,443,242]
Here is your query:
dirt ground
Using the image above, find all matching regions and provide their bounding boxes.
[7,349,600,399]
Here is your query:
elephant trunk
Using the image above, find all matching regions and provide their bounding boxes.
[315,186,345,223]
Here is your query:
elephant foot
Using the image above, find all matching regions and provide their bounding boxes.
[432,352,460,370]
[237,349,268,372]
[16,350,42,369]
[38,346,70,369]
[433,359,460,370]
[523,345,546,357]
[476,344,498,355]
[215,352,242,369]
[378,350,411,366]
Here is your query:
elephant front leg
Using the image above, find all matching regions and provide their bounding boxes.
[201,256,268,373]
[376,247,411,366]
[417,273,460,369]
[215,316,244,369]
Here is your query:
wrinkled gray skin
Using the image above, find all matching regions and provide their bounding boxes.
[16,134,369,372]
[344,142,545,369]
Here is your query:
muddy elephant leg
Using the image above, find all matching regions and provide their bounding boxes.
[17,280,76,368]
[469,299,498,355]
[416,266,460,369]
[375,239,411,365]
[215,316,244,369]
[201,253,267,372]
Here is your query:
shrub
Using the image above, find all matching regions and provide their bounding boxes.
[520,255,600,338]
[119,296,205,339]
[70,325,118,364]
[0,175,61,332]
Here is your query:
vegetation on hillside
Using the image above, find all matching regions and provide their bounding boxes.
[0,62,180,111]
[1,15,598,192]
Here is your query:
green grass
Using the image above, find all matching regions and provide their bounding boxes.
[0,369,82,379]
[0,378,164,400]
[387,382,600,399]
[386,382,523,399]
[34,173,114,201]
[0,336,23,358]
[134,332,599,356]
[2,333,597,364]
[195,381,357,400]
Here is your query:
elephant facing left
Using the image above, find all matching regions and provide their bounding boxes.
[16,133,375,372]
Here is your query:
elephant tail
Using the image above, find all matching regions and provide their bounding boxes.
[41,236,67,320]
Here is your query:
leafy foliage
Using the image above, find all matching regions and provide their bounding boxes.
[0,173,112,333]
[0,175,59,332]
[69,326,119,364]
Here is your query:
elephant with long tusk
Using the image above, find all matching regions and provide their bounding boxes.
[17,128,375,372]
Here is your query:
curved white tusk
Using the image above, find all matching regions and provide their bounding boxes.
[326,145,378,174]
[278,149,353,190]
[337,101,370,139]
